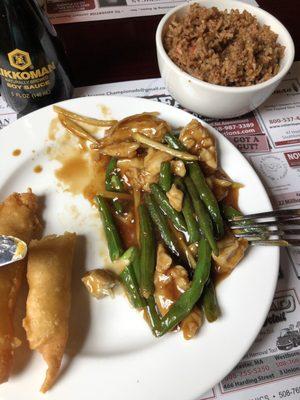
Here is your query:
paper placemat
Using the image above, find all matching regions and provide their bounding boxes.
[1,60,299,400]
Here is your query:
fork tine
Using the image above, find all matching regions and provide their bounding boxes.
[229,219,300,229]
[248,239,291,247]
[229,208,300,221]
[234,228,300,238]
[248,239,300,246]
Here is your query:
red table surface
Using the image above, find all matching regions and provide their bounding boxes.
[55,0,300,88]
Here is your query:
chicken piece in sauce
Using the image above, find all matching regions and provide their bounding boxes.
[179,119,217,174]
[166,183,184,212]
[213,232,248,275]
[156,243,173,273]
[206,172,233,202]
[117,148,173,191]
[82,269,117,299]
[181,306,202,340]
[99,142,139,158]
[144,148,173,175]
[154,244,202,339]
[99,112,171,148]
[154,264,190,315]
[171,160,186,177]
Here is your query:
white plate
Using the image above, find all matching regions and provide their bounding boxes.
[0,96,279,400]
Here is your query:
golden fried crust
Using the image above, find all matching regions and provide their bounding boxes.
[23,233,76,392]
[0,191,41,384]
[0,191,40,243]
[39,338,67,393]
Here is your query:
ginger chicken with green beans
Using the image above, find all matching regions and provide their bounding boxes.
[54,107,248,340]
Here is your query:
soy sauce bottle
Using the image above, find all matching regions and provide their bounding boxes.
[0,0,73,116]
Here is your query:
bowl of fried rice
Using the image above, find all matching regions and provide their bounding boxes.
[156,0,294,118]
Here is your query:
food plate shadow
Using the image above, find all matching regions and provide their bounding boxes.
[12,194,46,377]
[12,273,32,377]
[59,234,90,379]
[36,194,46,240]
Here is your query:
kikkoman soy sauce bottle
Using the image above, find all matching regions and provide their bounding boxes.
[0,0,73,116]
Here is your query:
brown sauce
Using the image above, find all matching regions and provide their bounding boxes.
[83,154,108,202]
[12,149,21,156]
[223,186,240,210]
[213,268,231,286]
[115,215,136,248]
[154,265,186,317]
[48,114,241,292]
[33,165,43,173]
[213,185,241,286]
[98,104,111,118]
[55,155,91,195]
[161,278,181,304]
[112,201,137,248]
[48,124,105,201]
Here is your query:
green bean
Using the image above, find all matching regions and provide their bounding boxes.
[118,248,146,309]
[119,246,136,264]
[95,195,123,261]
[174,178,201,244]
[120,248,146,308]
[165,132,186,151]
[112,198,124,214]
[95,196,145,308]
[165,134,224,239]
[139,204,156,298]
[159,161,172,192]
[145,296,162,336]
[120,263,146,309]
[105,158,118,192]
[221,203,261,234]
[189,162,224,239]
[221,203,242,220]
[111,174,124,192]
[165,136,202,244]
[202,280,220,323]
[165,134,219,251]
[105,157,124,192]
[184,177,219,255]
[132,247,141,286]
[144,193,180,258]
[145,179,196,269]
[156,238,211,336]
[150,183,187,234]
[168,221,197,269]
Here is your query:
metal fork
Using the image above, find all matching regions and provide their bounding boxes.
[228,208,300,246]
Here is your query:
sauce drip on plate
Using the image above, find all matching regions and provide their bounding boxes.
[12,149,21,156]
[33,165,43,173]
[48,119,107,202]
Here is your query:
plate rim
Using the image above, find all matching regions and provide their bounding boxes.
[0,95,280,399]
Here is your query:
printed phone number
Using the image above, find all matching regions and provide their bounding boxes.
[278,386,300,397]
[249,387,300,400]
[269,116,300,125]
[226,365,270,380]
[216,122,255,131]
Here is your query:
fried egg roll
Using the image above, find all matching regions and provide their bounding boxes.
[23,233,76,392]
[0,191,40,384]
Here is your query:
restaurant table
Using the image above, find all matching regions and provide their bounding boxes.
[55,0,300,88]
[0,1,299,399]
[51,4,300,399]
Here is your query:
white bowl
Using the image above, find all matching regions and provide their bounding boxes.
[156,0,295,119]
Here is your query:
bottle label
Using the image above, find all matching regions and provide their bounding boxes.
[0,48,56,99]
